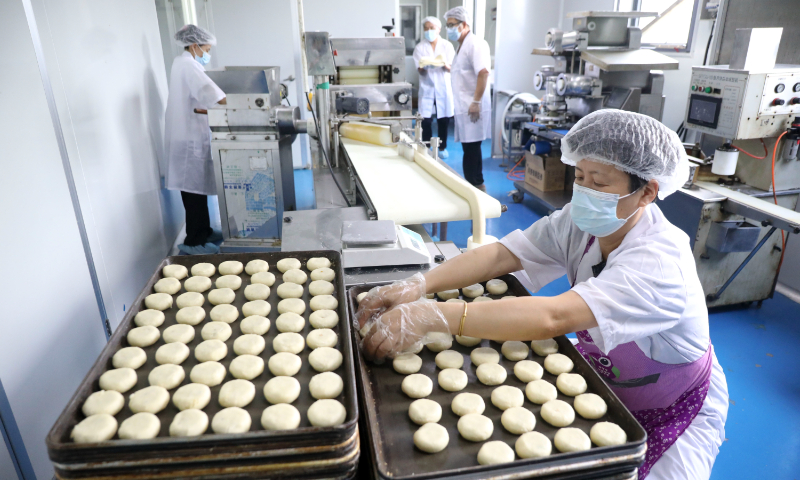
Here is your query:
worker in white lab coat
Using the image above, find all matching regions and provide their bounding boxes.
[413,16,455,159]
[164,24,227,255]
[357,110,728,480]
[444,6,492,190]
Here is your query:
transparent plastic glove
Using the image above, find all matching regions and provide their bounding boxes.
[355,273,426,330]
[359,299,450,361]
[468,102,481,123]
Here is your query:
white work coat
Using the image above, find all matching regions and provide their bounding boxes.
[412,37,455,119]
[500,203,729,479]
[450,32,492,143]
[164,51,226,195]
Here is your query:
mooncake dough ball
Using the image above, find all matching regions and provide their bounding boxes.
[541,399,575,427]
[118,412,160,440]
[172,383,211,410]
[129,386,170,414]
[245,259,269,275]
[356,292,368,303]
[307,399,347,427]
[184,276,212,293]
[526,379,558,404]
[261,404,301,431]
[309,310,338,328]
[457,413,493,441]
[144,293,173,311]
[99,368,137,393]
[451,393,485,416]
[461,284,484,298]
[590,422,627,447]
[491,385,524,411]
[514,360,544,382]
[190,361,226,387]
[501,341,530,361]
[309,347,343,372]
[425,293,435,299]
[191,263,215,277]
[544,353,574,375]
[71,414,117,443]
[134,309,165,327]
[425,332,453,352]
[486,279,508,295]
[470,347,500,366]
[273,332,305,354]
[244,283,270,301]
[218,379,256,408]
[263,376,301,404]
[218,260,243,275]
[408,398,442,425]
[251,271,276,286]
[176,292,204,308]
[556,373,587,396]
[163,324,195,344]
[309,280,335,296]
[211,407,251,434]
[82,391,124,416]
[194,339,228,362]
[306,257,331,271]
[243,300,271,317]
[309,372,344,399]
[393,353,422,374]
[501,406,536,434]
[554,427,591,453]
[233,334,266,356]
[268,352,302,376]
[502,295,517,300]
[276,258,302,273]
[307,329,338,349]
[435,350,464,369]
[401,374,433,398]
[210,304,239,323]
[240,315,270,335]
[162,264,188,280]
[472,296,493,302]
[277,298,305,315]
[310,267,335,282]
[208,288,235,305]
[170,409,208,436]
[276,312,305,333]
[155,342,190,365]
[574,393,608,420]
[477,441,515,465]
[229,355,265,380]
[283,269,308,284]
[476,363,507,386]
[438,368,468,392]
[154,277,181,295]
[437,289,459,300]
[127,325,160,347]
[176,306,205,325]
[113,347,147,369]
[414,423,449,453]
[446,298,465,303]
[277,282,304,299]
[516,431,552,459]
[310,295,338,311]
[455,335,482,347]
[531,338,559,356]
[201,322,232,342]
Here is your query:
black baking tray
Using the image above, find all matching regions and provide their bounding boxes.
[347,274,646,480]
[47,251,359,477]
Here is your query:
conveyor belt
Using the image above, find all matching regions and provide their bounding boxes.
[696,182,800,232]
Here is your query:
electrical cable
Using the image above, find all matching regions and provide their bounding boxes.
[506,155,526,181]
[305,90,351,207]
[733,139,768,159]
[771,131,788,274]
[703,19,716,66]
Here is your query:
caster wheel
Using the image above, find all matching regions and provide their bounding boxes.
[512,191,524,203]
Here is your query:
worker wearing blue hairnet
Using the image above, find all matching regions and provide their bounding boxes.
[356,111,728,480]
[164,25,227,254]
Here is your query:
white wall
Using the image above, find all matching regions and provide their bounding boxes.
[304,0,398,38]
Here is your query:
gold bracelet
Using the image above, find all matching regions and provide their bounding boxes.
[458,302,468,337]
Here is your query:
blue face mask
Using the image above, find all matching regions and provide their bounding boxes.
[424,30,438,42]
[446,25,461,41]
[194,47,211,65]
[570,183,642,237]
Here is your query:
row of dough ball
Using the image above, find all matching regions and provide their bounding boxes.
[156,273,335,298]
[143,289,338,313]
[135,308,339,332]
[431,279,509,300]
[162,257,332,281]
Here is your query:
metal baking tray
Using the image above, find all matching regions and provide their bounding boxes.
[47,251,359,477]
[348,274,646,480]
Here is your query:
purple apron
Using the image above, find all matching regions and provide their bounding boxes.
[572,236,714,479]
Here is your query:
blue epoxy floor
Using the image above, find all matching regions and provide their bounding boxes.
[295,128,800,479]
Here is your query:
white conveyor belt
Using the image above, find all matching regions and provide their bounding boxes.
[341,137,503,226]
[696,181,800,226]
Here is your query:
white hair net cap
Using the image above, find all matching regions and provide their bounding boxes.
[422,16,442,30]
[444,6,471,26]
[560,110,689,200]
[174,24,217,47]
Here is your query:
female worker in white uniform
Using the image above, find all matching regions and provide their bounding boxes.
[413,16,455,159]
[164,24,227,255]
[444,7,491,190]
[357,110,728,479]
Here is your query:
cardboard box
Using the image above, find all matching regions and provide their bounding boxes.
[525,152,566,192]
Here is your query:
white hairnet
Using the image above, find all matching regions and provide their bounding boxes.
[560,110,689,200]
[444,6,471,26]
[422,16,441,30]
[174,24,217,47]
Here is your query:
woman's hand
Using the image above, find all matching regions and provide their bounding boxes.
[355,273,427,330]
[359,299,450,360]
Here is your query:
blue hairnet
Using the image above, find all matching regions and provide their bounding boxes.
[422,16,441,30]
[560,110,689,199]
[444,6,471,26]
[174,24,217,47]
